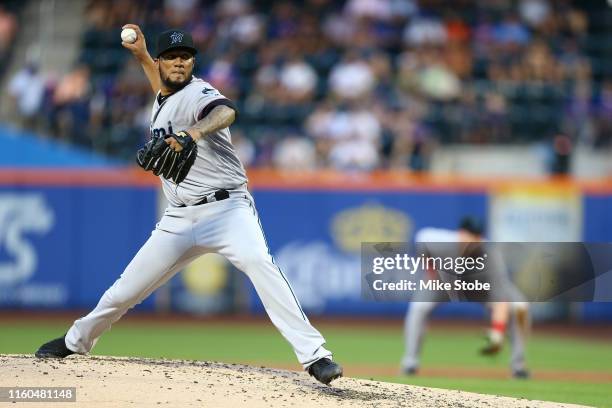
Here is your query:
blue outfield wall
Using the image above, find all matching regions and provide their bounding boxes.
[250,189,488,318]
[0,170,611,321]
[0,183,157,310]
[249,188,612,321]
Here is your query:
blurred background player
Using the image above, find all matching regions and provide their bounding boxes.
[401,217,531,379]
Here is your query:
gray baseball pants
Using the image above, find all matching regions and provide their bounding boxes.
[401,295,528,373]
[65,191,331,368]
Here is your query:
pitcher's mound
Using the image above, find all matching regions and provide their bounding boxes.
[0,355,585,407]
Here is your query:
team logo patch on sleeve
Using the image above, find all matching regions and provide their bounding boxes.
[202,87,220,96]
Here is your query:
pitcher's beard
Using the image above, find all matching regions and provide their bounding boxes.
[160,69,192,92]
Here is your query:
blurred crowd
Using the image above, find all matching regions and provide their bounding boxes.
[5,0,612,170]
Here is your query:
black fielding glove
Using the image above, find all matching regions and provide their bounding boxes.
[136,136,170,171]
[136,130,197,184]
[163,131,198,184]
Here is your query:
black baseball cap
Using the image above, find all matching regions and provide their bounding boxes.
[459,216,485,235]
[155,29,198,58]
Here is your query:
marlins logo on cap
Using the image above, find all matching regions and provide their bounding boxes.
[170,31,184,44]
[156,29,198,57]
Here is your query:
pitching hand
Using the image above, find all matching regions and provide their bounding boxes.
[121,24,149,61]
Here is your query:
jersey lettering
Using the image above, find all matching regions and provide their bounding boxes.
[151,121,174,139]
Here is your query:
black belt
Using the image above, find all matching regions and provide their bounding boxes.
[178,189,230,207]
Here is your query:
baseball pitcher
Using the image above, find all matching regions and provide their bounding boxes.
[35,26,343,385]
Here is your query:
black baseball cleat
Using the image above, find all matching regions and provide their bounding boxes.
[35,335,74,359]
[402,366,418,376]
[512,369,531,379]
[308,358,343,385]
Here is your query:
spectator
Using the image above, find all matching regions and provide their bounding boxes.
[417,49,462,101]
[594,81,612,147]
[49,66,91,144]
[519,0,551,28]
[0,4,18,82]
[0,5,17,63]
[164,0,199,27]
[563,81,595,145]
[273,135,317,170]
[204,54,240,100]
[279,56,318,102]
[232,129,257,167]
[8,63,46,130]
[493,13,530,47]
[345,0,392,21]
[328,51,375,100]
[403,15,447,46]
[444,12,471,43]
[386,109,431,170]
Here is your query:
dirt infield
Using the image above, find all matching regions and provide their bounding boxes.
[0,355,588,408]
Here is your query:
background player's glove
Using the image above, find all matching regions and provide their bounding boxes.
[479,329,503,355]
[136,130,197,184]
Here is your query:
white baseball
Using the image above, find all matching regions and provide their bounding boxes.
[121,28,137,44]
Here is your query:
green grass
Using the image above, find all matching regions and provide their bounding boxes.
[1,319,611,407]
[380,377,612,407]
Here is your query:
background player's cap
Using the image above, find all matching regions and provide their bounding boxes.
[155,29,198,58]
[459,216,485,236]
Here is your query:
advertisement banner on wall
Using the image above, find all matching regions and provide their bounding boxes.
[248,184,611,318]
[249,189,487,316]
[0,186,157,309]
[489,184,583,242]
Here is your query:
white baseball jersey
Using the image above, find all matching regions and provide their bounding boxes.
[414,227,462,263]
[414,227,520,298]
[415,228,459,245]
[150,77,248,207]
